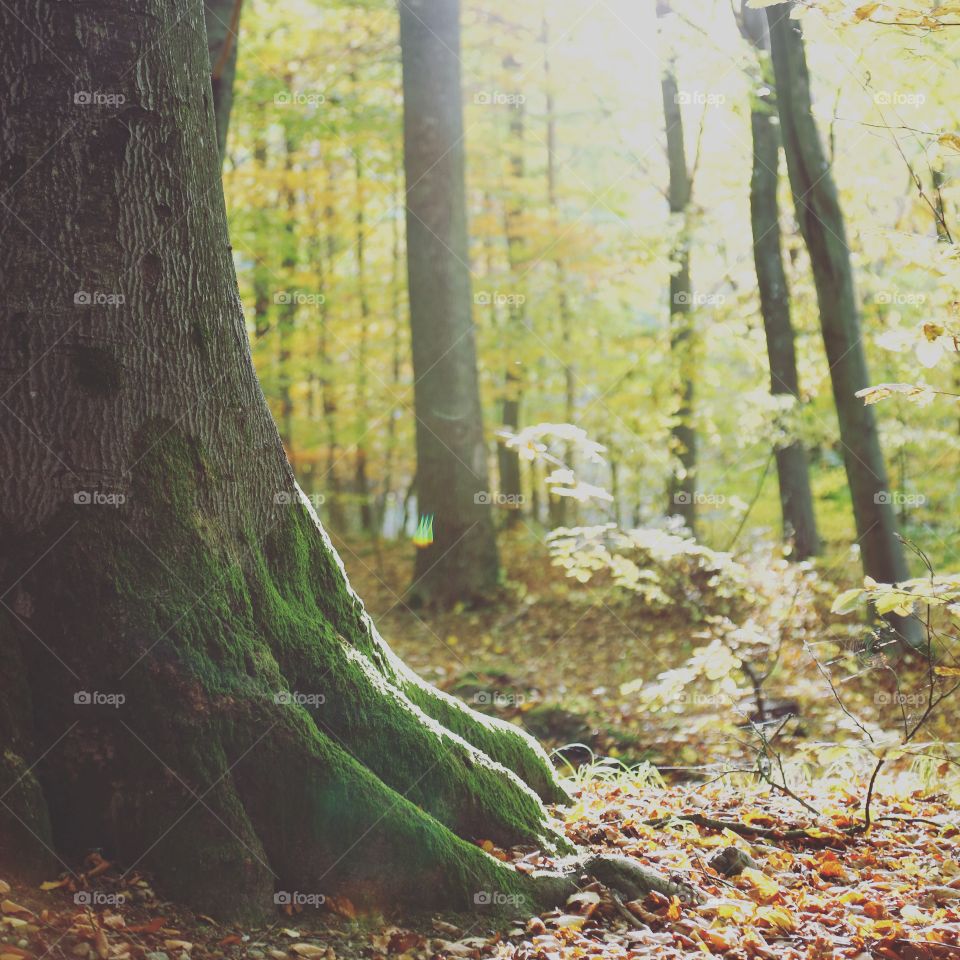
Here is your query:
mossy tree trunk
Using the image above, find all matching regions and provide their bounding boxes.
[399,0,500,605]
[0,0,570,921]
[766,2,920,644]
[739,3,820,560]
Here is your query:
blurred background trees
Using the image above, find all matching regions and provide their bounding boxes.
[219,0,960,605]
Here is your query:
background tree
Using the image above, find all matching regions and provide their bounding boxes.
[204,0,243,162]
[657,0,698,534]
[399,0,500,605]
[738,2,820,560]
[766,1,920,641]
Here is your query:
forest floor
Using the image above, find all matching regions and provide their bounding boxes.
[5,531,960,959]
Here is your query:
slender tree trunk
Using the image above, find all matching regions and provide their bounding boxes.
[353,143,373,534]
[740,3,819,560]
[1,0,571,916]
[766,2,919,643]
[204,0,243,163]
[497,55,526,522]
[399,0,500,606]
[543,17,576,528]
[657,2,697,533]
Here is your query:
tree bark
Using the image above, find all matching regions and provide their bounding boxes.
[0,0,567,920]
[766,2,919,643]
[399,0,500,605]
[739,3,820,560]
[657,2,697,534]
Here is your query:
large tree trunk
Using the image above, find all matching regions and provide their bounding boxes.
[657,2,697,534]
[766,2,919,644]
[739,3,820,560]
[0,0,569,921]
[399,0,500,606]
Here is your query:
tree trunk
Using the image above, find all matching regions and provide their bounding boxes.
[739,3,820,560]
[0,0,568,920]
[204,0,243,164]
[766,2,919,643]
[543,16,576,529]
[399,0,500,606]
[657,3,697,534]
[497,55,526,524]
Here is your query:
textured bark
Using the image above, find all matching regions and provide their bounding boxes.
[739,3,820,560]
[399,0,500,606]
[0,0,567,920]
[657,8,697,534]
[204,0,243,164]
[766,2,919,644]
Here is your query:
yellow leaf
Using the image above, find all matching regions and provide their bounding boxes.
[755,904,796,932]
[935,665,960,677]
[740,867,780,901]
[854,2,880,20]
